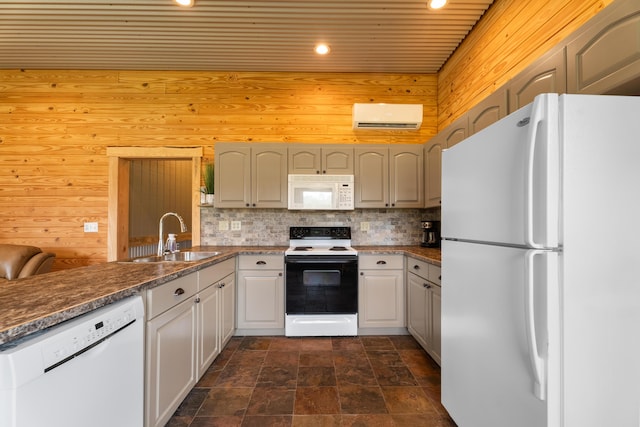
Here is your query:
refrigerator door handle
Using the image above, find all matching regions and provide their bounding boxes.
[524,96,547,249]
[525,249,547,401]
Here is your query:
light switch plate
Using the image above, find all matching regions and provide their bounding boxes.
[219,220,229,231]
[231,221,241,231]
[84,222,98,232]
[360,222,370,232]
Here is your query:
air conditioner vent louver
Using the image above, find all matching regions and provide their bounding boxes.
[352,103,423,130]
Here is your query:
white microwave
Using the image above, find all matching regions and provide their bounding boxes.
[288,174,354,210]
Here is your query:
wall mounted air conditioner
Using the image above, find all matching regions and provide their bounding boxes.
[352,103,423,130]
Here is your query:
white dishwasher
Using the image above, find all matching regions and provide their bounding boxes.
[0,295,144,427]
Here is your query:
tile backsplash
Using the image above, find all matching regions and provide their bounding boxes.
[200,207,440,246]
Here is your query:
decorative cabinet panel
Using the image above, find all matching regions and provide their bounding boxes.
[467,88,508,135]
[355,145,423,208]
[567,0,640,95]
[215,143,287,208]
[288,145,354,174]
[509,47,567,112]
[358,254,405,328]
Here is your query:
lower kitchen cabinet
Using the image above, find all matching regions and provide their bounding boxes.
[145,259,235,427]
[406,257,442,365]
[358,254,405,329]
[236,255,284,333]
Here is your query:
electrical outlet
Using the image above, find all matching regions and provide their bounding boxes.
[360,222,370,232]
[84,222,99,232]
[218,220,229,231]
[231,221,241,231]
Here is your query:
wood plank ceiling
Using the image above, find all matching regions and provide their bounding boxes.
[0,0,494,73]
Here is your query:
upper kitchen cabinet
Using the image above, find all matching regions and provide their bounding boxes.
[566,0,640,95]
[467,88,508,135]
[288,145,354,175]
[355,145,423,208]
[215,143,287,208]
[509,47,567,112]
[443,114,469,148]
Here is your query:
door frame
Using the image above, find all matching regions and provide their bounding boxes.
[106,147,203,261]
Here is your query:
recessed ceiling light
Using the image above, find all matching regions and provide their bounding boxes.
[315,44,331,55]
[174,0,194,7]
[428,0,447,10]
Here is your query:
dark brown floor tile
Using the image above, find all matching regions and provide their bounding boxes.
[366,350,405,367]
[335,364,378,386]
[332,350,369,367]
[372,365,418,386]
[360,336,395,351]
[388,335,422,350]
[265,350,300,367]
[297,366,337,386]
[269,337,302,351]
[291,414,341,427]
[225,337,244,351]
[405,362,441,388]
[338,385,388,414]
[172,387,209,417]
[214,364,261,388]
[189,415,244,427]
[246,387,295,415]
[331,337,364,351]
[380,386,436,414]
[391,413,452,427]
[227,350,268,366]
[210,346,237,369]
[197,368,223,387]
[257,365,298,388]
[198,388,253,416]
[299,351,334,367]
[239,336,273,350]
[341,414,396,427]
[241,415,292,426]
[165,415,193,427]
[398,349,439,368]
[299,337,333,351]
[294,387,340,414]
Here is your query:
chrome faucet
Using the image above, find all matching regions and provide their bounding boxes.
[158,212,187,256]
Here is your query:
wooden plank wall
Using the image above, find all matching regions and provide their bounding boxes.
[0,71,437,270]
[438,0,615,129]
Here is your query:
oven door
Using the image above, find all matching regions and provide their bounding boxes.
[285,255,358,315]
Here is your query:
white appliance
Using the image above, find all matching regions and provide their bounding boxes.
[0,295,145,427]
[285,226,358,336]
[352,103,423,129]
[288,174,354,210]
[441,93,640,427]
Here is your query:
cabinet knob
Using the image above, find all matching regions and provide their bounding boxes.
[413,265,420,270]
[279,272,283,276]
[219,282,225,288]
[256,260,267,265]
[245,203,250,207]
[360,272,364,276]
[174,288,185,296]
[376,260,387,265]
[195,296,201,303]
[424,283,431,289]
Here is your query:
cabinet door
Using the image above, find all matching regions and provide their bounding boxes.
[354,147,388,208]
[323,147,354,174]
[424,137,444,208]
[444,114,469,148]
[509,47,567,112]
[215,144,251,208]
[567,0,640,95]
[389,145,423,208]
[252,146,288,207]
[220,273,236,346]
[289,146,321,174]
[197,284,220,379]
[428,284,442,366]
[407,272,428,349]
[467,89,508,135]
[146,298,197,427]
[237,269,284,329]
[358,269,405,328]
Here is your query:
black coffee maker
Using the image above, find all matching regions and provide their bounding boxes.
[420,220,440,247]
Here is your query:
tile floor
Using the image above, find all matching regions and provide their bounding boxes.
[166,335,457,427]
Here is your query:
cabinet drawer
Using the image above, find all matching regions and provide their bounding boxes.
[429,265,441,286]
[359,254,404,270]
[198,258,235,290]
[238,254,284,270]
[407,257,431,280]
[147,273,197,319]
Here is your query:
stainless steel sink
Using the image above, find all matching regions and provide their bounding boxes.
[129,251,221,263]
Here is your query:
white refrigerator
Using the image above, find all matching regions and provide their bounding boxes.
[441,93,640,427]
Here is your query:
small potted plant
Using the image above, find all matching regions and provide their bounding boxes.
[203,162,215,205]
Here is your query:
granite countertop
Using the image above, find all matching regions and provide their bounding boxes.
[0,245,439,345]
